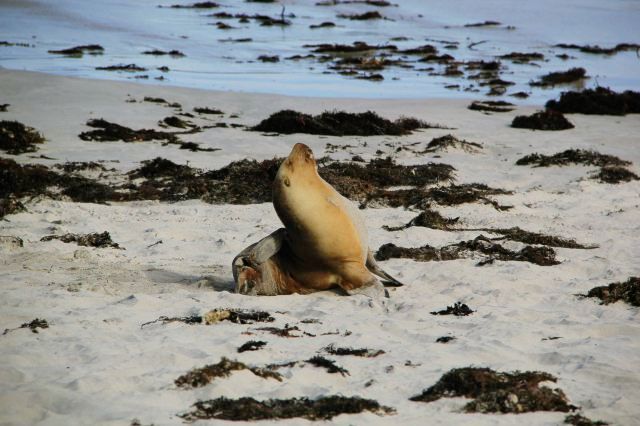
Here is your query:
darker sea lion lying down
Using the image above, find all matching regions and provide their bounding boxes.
[233,143,403,296]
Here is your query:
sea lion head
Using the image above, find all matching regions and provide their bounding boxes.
[275,143,317,190]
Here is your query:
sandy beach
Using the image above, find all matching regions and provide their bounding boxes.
[1,68,639,425]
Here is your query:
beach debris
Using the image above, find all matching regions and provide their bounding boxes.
[41,231,122,249]
[0,159,59,198]
[0,104,8,112]
[0,41,33,47]
[410,367,576,413]
[564,413,609,425]
[142,49,185,57]
[375,235,560,266]
[338,11,383,20]
[141,309,274,328]
[0,120,45,154]
[530,67,587,87]
[310,21,336,29]
[305,42,397,53]
[468,100,515,113]
[317,0,393,6]
[421,134,483,152]
[254,324,309,337]
[555,42,640,55]
[48,44,104,56]
[193,106,223,114]
[510,91,530,99]
[3,318,49,335]
[431,302,474,316]
[583,277,640,307]
[511,110,574,130]
[95,64,147,72]
[237,340,267,353]
[383,209,459,231]
[175,357,282,389]
[179,395,394,421]
[516,149,630,168]
[435,336,456,343]
[592,166,639,184]
[143,97,181,108]
[251,109,444,136]
[54,161,109,173]
[204,309,275,324]
[79,118,180,143]
[167,1,219,8]
[545,87,640,115]
[257,54,280,63]
[498,52,544,63]
[324,344,385,357]
[160,115,199,130]
[306,356,349,375]
[365,183,512,211]
[0,197,26,218]
[464,20,501,27]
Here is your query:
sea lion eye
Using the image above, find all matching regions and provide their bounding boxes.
[284,177,290,187]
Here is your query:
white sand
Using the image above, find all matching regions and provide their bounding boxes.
[1,69,639,425]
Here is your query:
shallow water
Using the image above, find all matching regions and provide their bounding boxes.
[0,0,639,103]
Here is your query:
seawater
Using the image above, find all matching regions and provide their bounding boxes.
[1,0,639,103]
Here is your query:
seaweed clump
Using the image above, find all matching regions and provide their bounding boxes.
[468,101,515,113]
[584,277,640,307]
[375,235,559,266]
[593,166,639,184]
[306,356,349,376]
[383,209,459,231]
[324,344,385,357]
[175,357,282,389]
[545,87,640,115]
[79,119,179,143]
[0,120,45,154]
[366,183,512,211]
[430,302,474,316]
[238,340,267,353]
[564,414,609,426]
[530,68,587,86]
[511,110,574,130]
[40,231,122,249]
[3,318,49,335]
[48,44,104,56]
[410,367,575,414]
[251,109,440,136]
[179,396,394,421]
[516,149,629,168]
[421,134,483,152]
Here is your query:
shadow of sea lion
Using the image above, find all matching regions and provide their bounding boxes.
[145,268,234,292]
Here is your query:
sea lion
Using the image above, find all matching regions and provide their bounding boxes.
[233,143,402,296]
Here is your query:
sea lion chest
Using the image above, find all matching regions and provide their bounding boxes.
[273,172,363,265]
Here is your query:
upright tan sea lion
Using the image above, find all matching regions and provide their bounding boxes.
[233,143,402,296]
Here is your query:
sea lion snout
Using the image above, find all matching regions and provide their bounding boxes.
[289,143,315,165]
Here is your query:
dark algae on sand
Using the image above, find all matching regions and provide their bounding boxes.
[0,120,45,154]
[545,87,640,115]
[251,109,443,136]
[511,110,574,130]
[516,149,638,184]
[3,318,49,335]
[179,396,394,421]
[174,357,282,389]
[376,235,559,266]
[583,277,640,307]
[410,367,576,414]
[40,231,122,249]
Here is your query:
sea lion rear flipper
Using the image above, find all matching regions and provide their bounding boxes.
[366,250,404,287]
[232,228,286,286]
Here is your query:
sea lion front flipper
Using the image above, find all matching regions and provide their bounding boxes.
[366,250,404,287]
